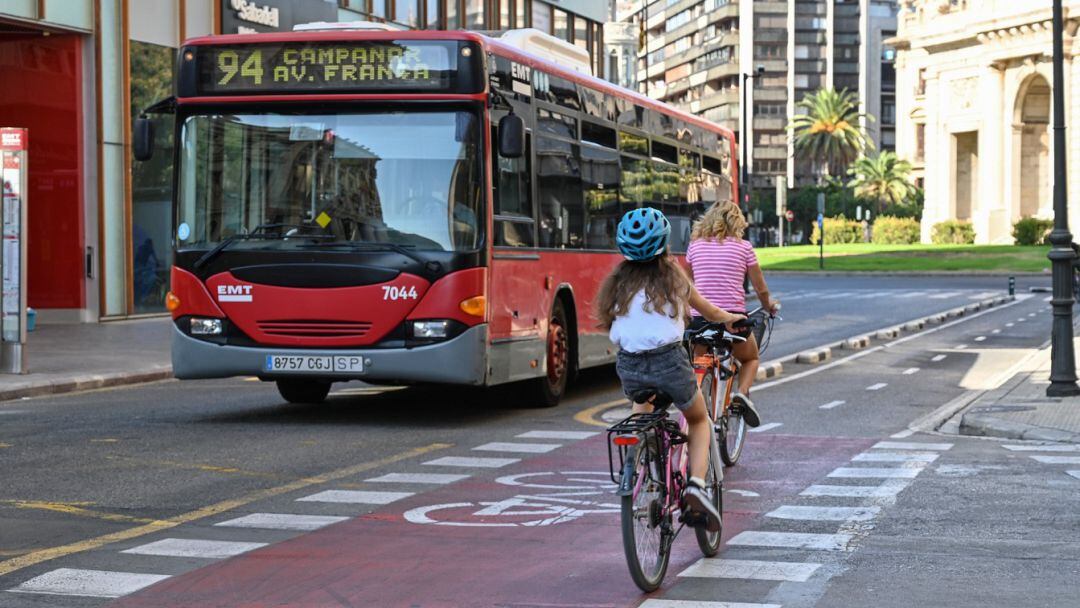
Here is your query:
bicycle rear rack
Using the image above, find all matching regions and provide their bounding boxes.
[606,411,685,485]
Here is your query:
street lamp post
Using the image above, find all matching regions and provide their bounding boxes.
[1047,0,1080,397]
[740,65,766,218]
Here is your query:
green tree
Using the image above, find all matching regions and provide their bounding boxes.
[847,151,917,215]
[789,88,872,179]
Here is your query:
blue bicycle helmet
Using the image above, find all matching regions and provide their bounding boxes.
[616,207,671,261]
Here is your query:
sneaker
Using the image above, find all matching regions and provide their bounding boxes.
[684,482,722,533]
[731,392,762,428]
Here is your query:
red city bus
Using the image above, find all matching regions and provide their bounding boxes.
[149,27,738,407]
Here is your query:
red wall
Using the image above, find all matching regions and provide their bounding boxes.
[0,34,85,309]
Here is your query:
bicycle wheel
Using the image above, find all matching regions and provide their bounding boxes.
[620,440,671,592]
[694,424,723,556]
[719,391,747,466]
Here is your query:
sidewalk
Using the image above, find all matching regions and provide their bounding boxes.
[959,338,1080,442]
[0,317,172,402]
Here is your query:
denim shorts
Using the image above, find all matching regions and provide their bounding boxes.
[615,342,699,411]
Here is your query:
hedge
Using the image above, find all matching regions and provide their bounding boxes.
[931,220,975,245]
[811,215,865,245]
[871,216,921,244]
[1012,217,1053,246]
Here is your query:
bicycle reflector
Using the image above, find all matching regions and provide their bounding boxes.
[613,435,640,446]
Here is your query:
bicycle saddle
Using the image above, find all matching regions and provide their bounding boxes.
[629,389,674,408]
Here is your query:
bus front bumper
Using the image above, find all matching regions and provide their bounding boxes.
[171,323,488,386]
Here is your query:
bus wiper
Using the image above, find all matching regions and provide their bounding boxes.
[193,223,330,270]
[300,241,425,265]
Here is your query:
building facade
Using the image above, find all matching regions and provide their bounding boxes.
[632,0,896,190]
[0,0,607,324]
[893,0,1077,244]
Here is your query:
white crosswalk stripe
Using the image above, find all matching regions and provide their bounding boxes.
[828,466,922,479]
[297,490,414,505]
[765,505,880,522]
[852,451,939,463]
[1030,455,1080,465]
[748,422,783,433]
[640,601,782,608]
[1003,444,1080,452]
[9,569,171,598]
[215,513,348,531]
[801,479,911,497]
[819,400,846,410]
[516,430,598,440]
[424,456,520,468]
[472,442,561,454]
[122,538,266,559]
[728,531,853,551]
[679,558,821,582]
[873,441,953,451]
[366,472,470,484]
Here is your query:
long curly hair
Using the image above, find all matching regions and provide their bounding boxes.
[595,253,692,330]
[691,201,747,241]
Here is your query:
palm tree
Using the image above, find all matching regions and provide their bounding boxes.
[789,88,872,179]
[847,151,917,214]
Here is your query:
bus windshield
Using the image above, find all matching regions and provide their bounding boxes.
[177,110,483,253]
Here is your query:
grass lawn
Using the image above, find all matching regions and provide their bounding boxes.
[756,243,1051,273]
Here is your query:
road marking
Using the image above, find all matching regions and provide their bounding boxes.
[122,538,266,559]
[956,344,969,349]
[974,336,987,342]
[828,467,921,479]
[728,531,853,551]
[766,505,880,522]
[1003,444,1080,452]
[853,451,939,463]
[679,558,821,582]
[365,472,470,485]
[932,354,948,362]
[640,601,782,608]
[1067,471,1080,481]
[902,367,920,375]
[727,489,760,497]
[801,480,911,498]
[516,430,598,440]
[890,429,916,438]
[1029,312,1037,317]
[929,291,964,299]
[874,441,953,451]
[1018,317,1027,323]
[748,422,783,433]
[992,329,1001,334]
[8,568,170,599]
[1030,456,1080,465]
[0,501,163,526]
[424,456,520,468]
[866,383,888,391]
[819,400,846,410]
[297,490,414,505]
[215,513,348,531]
[1006,322,1015,327]
[896,291,928,298]
[0,442,451,577]
[752,296,1027,393]
[472,442,561,454]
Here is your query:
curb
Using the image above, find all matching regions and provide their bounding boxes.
[0,368,174,403]
[875,328,900,340]
[755,361,783,381]
[843,335,871,349]
[796,347,832,364]
[959,412,1080,443]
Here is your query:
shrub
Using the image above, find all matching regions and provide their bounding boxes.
[811,215,864,245]
[872,216,921,244]
[931,220,975,245]
[1012,217,1053,245]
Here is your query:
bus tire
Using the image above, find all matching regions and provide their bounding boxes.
[530,298,571,408]
[276,379,331,404]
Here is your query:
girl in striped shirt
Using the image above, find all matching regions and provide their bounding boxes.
[686,202,779,427]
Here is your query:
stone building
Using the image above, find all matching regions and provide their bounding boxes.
[893,0,1078,243]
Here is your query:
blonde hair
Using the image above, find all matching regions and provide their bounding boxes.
[691,202,747,241]
[595,253,692,330]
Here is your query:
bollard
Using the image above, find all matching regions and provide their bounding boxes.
[1009,276,1015,296]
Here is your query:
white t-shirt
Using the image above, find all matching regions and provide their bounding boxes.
[609,290,686,353]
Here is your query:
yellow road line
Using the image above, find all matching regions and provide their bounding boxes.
[105,456,281,480]
[0,443,10,449]
[0,442,451,577]
[0,501,164,526]
[573,398,627,428]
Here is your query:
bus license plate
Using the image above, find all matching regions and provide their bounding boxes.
[264,355,365,374]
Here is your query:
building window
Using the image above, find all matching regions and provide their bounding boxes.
[553,8,569,41]
[574,15,588,50]
[465,0,484,28]
[500,0,512,28]
[915,123,925,162]
[371,0,386,18]
[532,2,551,34]
[882,100,896,125]
[795,74,809,88]
[394,0,419,26]
[754,44,783,59]
[917,68,927,96]
[425,0,440,27]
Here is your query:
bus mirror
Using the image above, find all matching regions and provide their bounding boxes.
[133,118,155,162]
[498,114,525,159]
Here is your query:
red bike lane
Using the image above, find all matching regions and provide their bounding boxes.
[109,432,874,608]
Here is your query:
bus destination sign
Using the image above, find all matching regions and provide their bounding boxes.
[194,41,461,94]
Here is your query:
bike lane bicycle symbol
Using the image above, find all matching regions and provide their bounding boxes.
[402,471,620,527]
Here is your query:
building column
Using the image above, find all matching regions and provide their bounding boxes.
[920,74,945,242]
[976,61,1007,243]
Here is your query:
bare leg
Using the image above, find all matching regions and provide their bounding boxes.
[682,390,711,481]
[631,400,653,415]
[734,335,760,395]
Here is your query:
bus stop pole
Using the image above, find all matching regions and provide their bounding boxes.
[1,127,28,374]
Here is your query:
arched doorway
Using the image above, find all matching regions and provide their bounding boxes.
[1017,75,1051,218]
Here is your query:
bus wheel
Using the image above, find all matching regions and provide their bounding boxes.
[276,380,331,404]
[531,299,570,408]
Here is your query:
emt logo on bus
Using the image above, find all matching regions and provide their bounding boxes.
[217,285,254,303]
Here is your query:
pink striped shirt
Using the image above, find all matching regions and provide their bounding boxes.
[687,237,758,313]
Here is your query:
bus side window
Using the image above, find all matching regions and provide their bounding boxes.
[536,135,583,249]
[493,126,534,248]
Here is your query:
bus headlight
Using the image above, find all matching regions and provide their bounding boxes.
[412,320,450,339]
[190,318,224,335]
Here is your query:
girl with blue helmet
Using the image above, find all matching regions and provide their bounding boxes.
[596,207,744,531]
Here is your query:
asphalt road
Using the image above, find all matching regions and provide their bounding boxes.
[0,275,1075,607]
